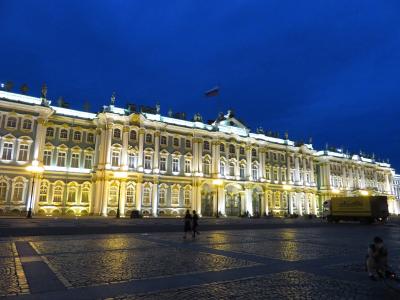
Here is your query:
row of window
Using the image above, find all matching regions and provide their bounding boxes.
[2,116,33,131]
[0,178,26,203]
[39,181,91,204]
[1,142,31,161]
[43,150,93,169]
[46,127,95,143]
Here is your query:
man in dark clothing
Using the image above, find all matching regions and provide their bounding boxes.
[183,210,192,239]
[367,236,389,280]
[192,210,199,238]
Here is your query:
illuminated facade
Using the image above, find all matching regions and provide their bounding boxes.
[0,90,397,217]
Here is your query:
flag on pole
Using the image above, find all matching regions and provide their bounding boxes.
[204,86,220,97]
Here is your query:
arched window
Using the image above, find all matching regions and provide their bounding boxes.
[240,163,245,179]
[229,144,235,154]
[172,157,180,173]
[143,187,151,205]
[145,134,152,143]
[252,163,259,180]
[0,181,8,202]
[60,129,68,139]
[126,184,135,204]
[171,187,180,205]
[13,181,25,202]
[81,184,90,203]
[229,163,235,176]
[108,184,118,205]
[46,127,55,138]
[219,161,225,176]
[274,192,281,208]
[39,182,49,202]
[18,144,29,161]
[130,130,137,140]
[7,117,17,128]
[112,149,120,167]
[22,119,32,130]
[73,131,81,141]
[128,152,138,169]
[159,188,166,206]
[67,185,77,203]
[53,184,63,203]
[184,189,191,206]
[113,128,121,139]
[203,158,211,175]
[87,132,94,143]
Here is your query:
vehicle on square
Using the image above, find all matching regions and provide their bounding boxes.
[324,196,389,224]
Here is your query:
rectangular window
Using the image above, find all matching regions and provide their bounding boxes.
[160,136,167,145]
[18,144,29,161]
[57,152,66,167]
[265,168,270,180]
[71,153,80,168]
[84,154,92,169]
[144,155,152,170]
[7,117,17,128]
[129,130,137,141]
[73,131,81,141]
[185,139,191,148]
[126,186,135,204]
[204,141,210,151]
[60,129,69,139]
[282,170,286,182]
[172,158,179,173]
[22,119,32,130]
[128,153,137,169]
[290,171,295,182]
[160,157,166,171]
[184,160,191,173]
[173,138,180,147]
[143,188,151,205]
[2,142,13,160]
[159,189,166,205]
[87,133,94,143]
[274,170,278,181]
[171,189,179,205]
[240,147,245,155]
[145,134,152,143]
[203,160,210,175]
[112,151,120,167]
[252,167,258,181]
[240,165,245,178]
[44,150,52,166]
[184,190,191,206]
[67,189,76,202]
[46,128,55,138]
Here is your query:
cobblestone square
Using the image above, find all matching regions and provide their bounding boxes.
[2,223,400,299]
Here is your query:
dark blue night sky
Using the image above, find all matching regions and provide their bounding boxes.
[1,1,399,170]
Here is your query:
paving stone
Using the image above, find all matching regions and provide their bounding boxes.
[43,247,257,287]
[207,240,353,261]
[32,237,160,254]
[108,270,394,300]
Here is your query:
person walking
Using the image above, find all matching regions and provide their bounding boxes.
[192,210,199,238]
[366,236,389,280]
[183,210,192,239]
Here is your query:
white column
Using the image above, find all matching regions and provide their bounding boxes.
[312,194,318,215]
[310,159,315,185]
[294,155,300,184]
[137,129,145,171]
[92,178,103,215]
[259,150,265,180]
[101,180,109,216]
[136,178,142,211]
[289,192,294,215]
[153,132,160,173]
[265,192,269,216]
[212,141,220,175]
[193,139,198,174]
[305,193,310,215]
[245,184,253,216]
[219,186,225,216]
[121,126,129,170]
[297,193,303,216]
[196,183,202,215]
[152,181,158,217]
[31,176,41,214]
[119,180,127,217]
[105,124,113,168]
[246,146,252,180]
[32,118,47,164]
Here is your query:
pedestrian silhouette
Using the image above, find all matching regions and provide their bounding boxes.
[192,210,199,238]
[183,209,192,239]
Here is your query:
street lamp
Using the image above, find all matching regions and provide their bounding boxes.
[114,171,128,218]
[26,163,44,218]
[212,179,223,218]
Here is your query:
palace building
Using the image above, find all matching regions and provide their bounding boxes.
[0,90,398,217]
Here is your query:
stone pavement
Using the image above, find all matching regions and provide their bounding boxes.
[1,224,400,299]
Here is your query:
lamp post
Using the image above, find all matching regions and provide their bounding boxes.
[26,164,44,218]
[212,179,223,218]
[114,171,128,218]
